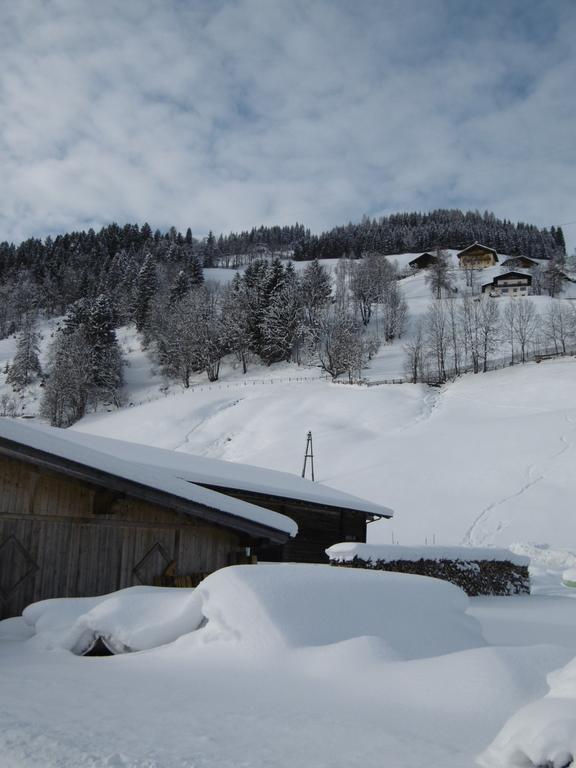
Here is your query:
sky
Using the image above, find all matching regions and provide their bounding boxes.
[1,0,575,250]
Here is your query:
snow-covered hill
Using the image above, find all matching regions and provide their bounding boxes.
[70,356,576,550]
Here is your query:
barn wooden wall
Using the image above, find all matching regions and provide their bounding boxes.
[0,455,239,619]
[206,487,368,564]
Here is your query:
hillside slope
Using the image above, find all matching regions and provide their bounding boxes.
[73,357,576,550]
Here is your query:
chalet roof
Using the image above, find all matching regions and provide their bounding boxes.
[0,420,393,537]
[492,270,532,283]
[457,242,499,260]
[481,270,532,288]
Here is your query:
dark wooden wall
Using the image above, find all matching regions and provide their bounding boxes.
[0,455,240,619]
[203,487,368,564]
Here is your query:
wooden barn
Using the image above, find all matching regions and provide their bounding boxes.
[0,420,392,619]
[457,243,499,269]
[408,252,438,270]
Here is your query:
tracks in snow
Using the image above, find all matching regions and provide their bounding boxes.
[463,410,576,546]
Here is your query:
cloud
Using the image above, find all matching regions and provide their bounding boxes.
[1,0,575,250]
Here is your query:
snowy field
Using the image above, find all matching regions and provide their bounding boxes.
[2,562,576,768]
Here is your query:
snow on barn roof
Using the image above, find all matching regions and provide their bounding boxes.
[0,420,392,536]
[0,418,297,540]
[62,426,393,519]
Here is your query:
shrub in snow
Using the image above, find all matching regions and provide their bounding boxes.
[328,544,530,596]
[478,655,576,768]
[12,564,484,659]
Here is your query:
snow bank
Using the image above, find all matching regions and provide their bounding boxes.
[16,564,484,660]
[23,586,203,654]
[478,655,576,768]
[511,542,576,572]
[192,563,485,659]
[328,543,529,566]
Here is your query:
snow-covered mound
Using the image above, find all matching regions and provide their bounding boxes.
[15,564,484,660]
[478,655,576,768]
[192,563,484,658]
[22,586,203,654]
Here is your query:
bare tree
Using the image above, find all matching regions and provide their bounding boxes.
[424,300,451,382]
[459,296,482,373]
[404,320,425,383]
[317,306,371,381]
[542,300,574,355]
[381,281,408,341]
[477,297,500,372]
[505,298,539,363]
[425,248,453,299]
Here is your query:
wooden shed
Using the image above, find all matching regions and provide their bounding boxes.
[408,252,438,270]
[0,421,392,618]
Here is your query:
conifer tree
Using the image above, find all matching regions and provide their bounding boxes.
[7,321,42,390]
[134,254,157,334]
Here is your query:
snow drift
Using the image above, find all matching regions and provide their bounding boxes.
[478,654,576,768]
[22,586,203,654]
[18,564,485,660]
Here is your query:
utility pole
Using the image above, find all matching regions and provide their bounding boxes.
[301,431,315,481]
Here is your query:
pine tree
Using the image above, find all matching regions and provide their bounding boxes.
[170,270,190,304]
[134,254,157,334]
[301,259,331,326]
[261,271,304,364]
[7,322,42,390]
[85,294,123,404]
[188,252,204,286]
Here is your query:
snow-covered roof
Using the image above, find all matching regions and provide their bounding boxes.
[327,542,529,566]
[0,418,297,540]
[61,426,392,519]
[457,242,498,259]
[0,420,392,538]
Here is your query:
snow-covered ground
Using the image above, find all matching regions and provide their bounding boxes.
[2,561,576,768]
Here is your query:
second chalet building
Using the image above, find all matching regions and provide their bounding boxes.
[0,419,392,619]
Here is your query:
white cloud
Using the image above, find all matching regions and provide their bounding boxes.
[1,0,575,249]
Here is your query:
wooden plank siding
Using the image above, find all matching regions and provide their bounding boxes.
[0,454,240,619]
[199,487,368,564]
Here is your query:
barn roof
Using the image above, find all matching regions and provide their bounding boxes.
[0,420,393,538]
[0,419,297,542]
[64,426,393,519]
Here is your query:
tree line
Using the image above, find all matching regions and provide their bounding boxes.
[293,209,566,262]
